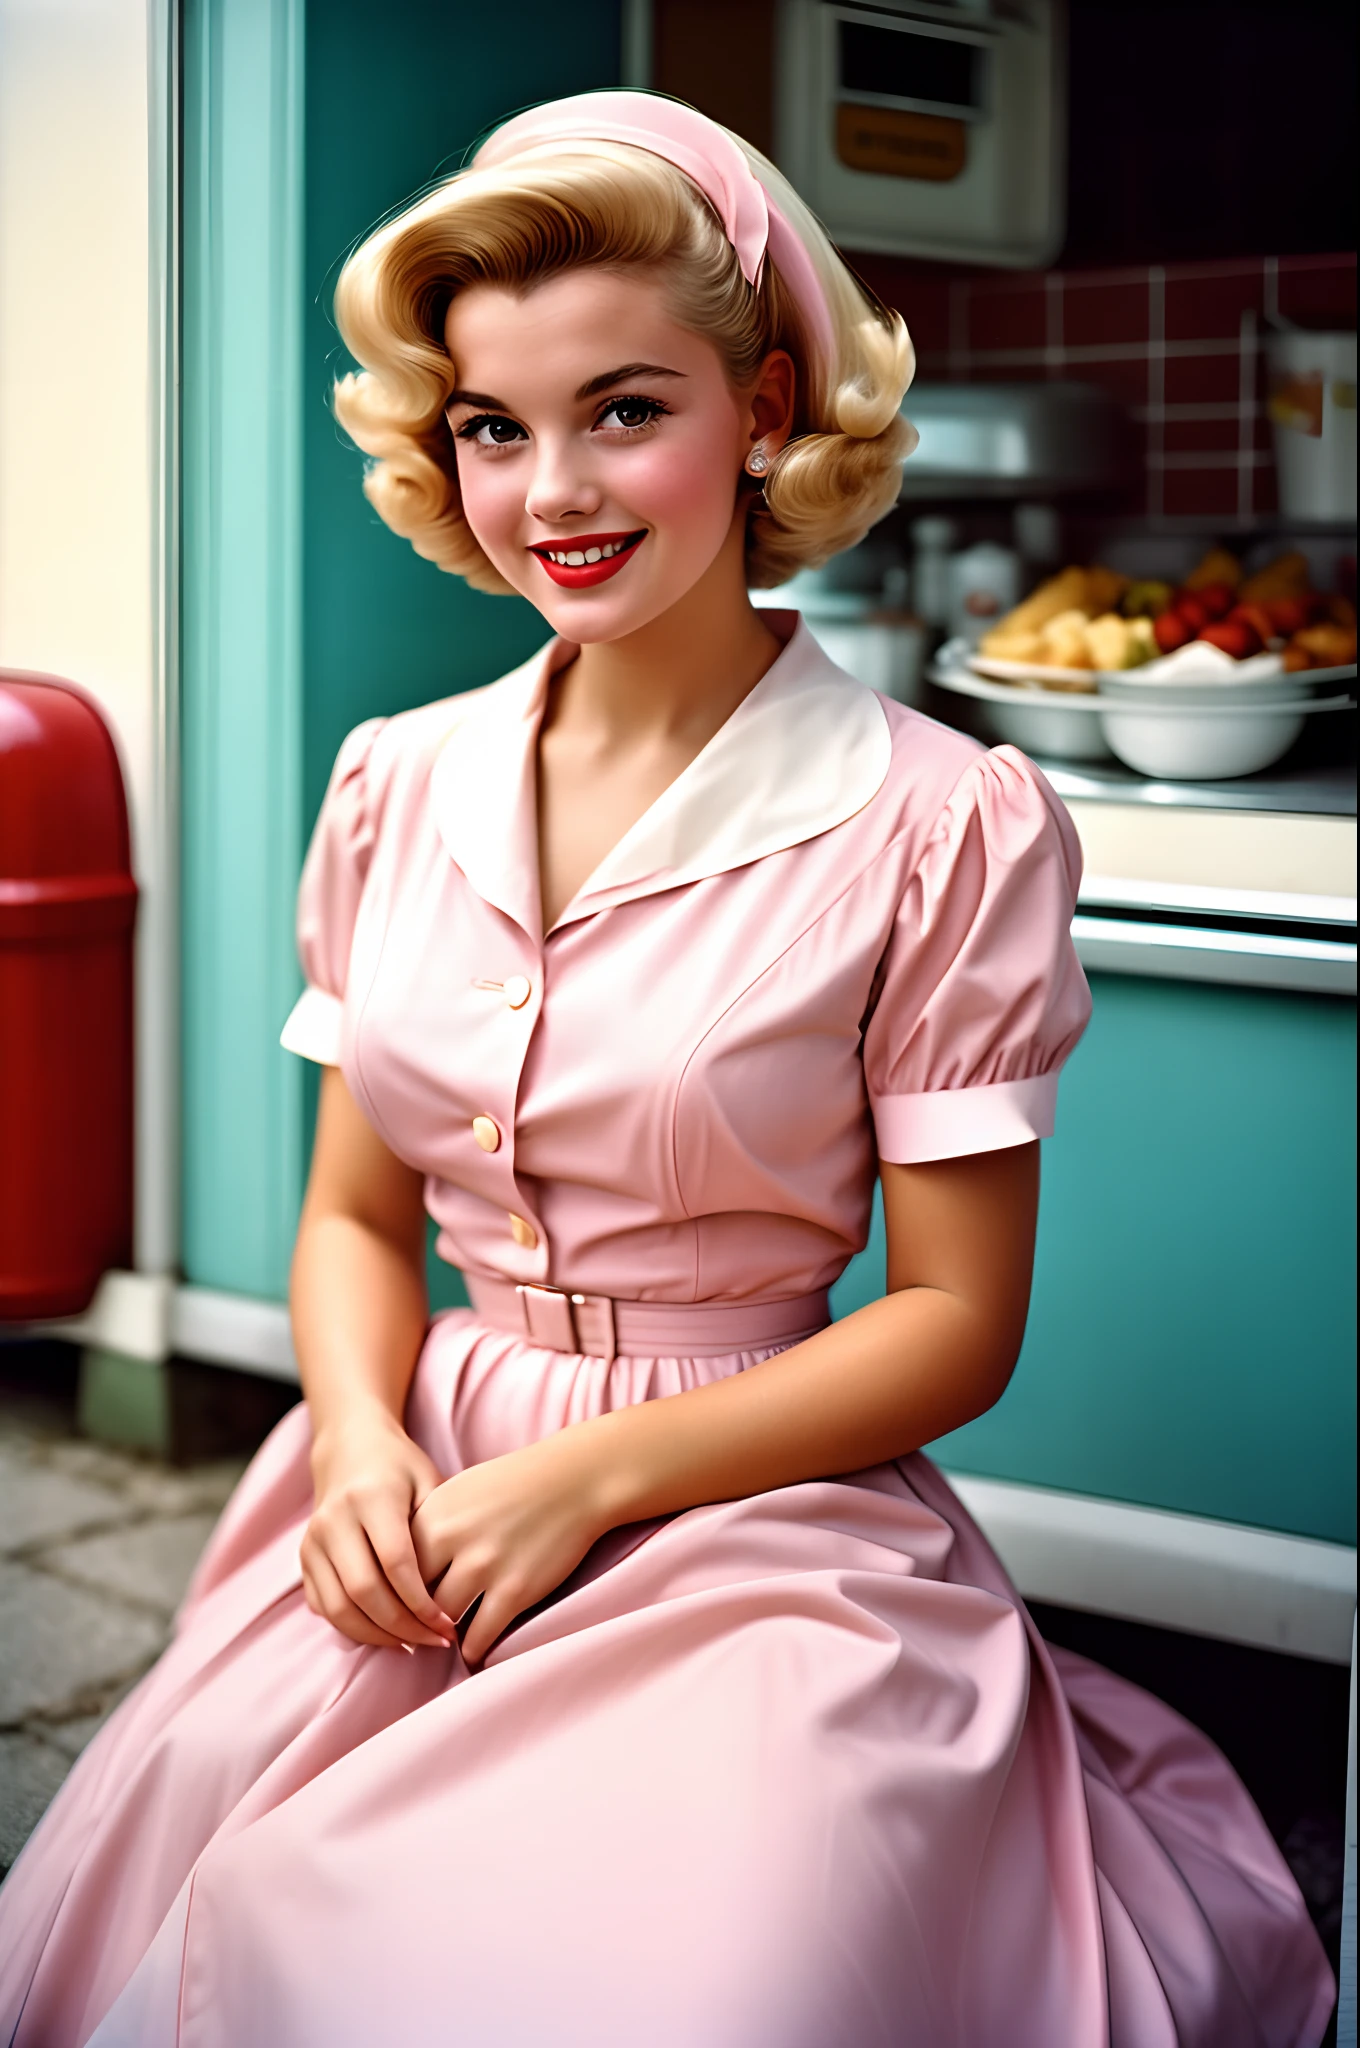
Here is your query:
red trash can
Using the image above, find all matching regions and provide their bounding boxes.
[1,670,138,1318]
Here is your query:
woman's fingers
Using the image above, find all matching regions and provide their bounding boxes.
[457,1579,527,1667]
[325,1524,454,1650]
[366,1510,458,1643]
[431,1563,530,1667]
[303,1546,414,1651]
[430,1561,485,1636]
[408,1497,444,1585]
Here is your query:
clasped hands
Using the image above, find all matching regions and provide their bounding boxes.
[300,1408,614,1668]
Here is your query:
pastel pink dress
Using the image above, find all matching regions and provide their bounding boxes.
[0,616,1334,2047]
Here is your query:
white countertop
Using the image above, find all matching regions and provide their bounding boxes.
[1048,780,1357,993]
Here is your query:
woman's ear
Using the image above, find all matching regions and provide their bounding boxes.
[746,350,796,465]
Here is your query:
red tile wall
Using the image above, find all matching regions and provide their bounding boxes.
[852,252,1357,521]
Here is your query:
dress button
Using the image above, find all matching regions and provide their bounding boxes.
[508,1213,538,1250]
[471,1116,501,1153]
[503,975,532,1010]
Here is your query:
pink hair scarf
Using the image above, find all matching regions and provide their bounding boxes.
[475,91,837,368]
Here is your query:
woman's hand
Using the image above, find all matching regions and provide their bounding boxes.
[302,1406,459,1652]
[410,1429,611,1666]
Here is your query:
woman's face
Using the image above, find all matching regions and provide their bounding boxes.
[443,268,782,642]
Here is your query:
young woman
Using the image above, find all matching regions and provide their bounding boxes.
[0,91,1332,2048]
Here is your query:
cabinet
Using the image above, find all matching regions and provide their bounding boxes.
[836,969,1357,1546]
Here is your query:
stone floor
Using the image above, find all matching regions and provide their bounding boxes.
[0,1374,247,1877]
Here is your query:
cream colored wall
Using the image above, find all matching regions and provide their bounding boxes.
[0,0,177,1276]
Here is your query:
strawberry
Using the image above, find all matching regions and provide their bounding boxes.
[1153,610,1194,653]
[1174,593,1212,633]
[1228,602,1277,644]
[1265,595,1313,636]
[1195,581,1236,621]
[1200,619,1263,659]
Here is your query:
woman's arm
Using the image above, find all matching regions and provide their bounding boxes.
[414,1142,1039,1662]
[590,1140,1039,1519]
[293,1066,457,1651]
[292,1065,429,1438]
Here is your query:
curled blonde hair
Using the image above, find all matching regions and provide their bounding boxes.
[332,126,917,593]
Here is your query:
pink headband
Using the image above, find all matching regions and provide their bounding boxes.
[475,91,837,368]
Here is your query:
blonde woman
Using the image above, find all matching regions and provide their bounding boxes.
[0,92,1332,2048]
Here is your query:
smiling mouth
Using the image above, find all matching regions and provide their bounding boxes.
[528,530,647,589]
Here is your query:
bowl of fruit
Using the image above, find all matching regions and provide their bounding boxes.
[951,548,1356,777]
[1096,549,1355,776]
[1128,548,1356,677]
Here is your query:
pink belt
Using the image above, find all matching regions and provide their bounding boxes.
[464,1277,831,1362]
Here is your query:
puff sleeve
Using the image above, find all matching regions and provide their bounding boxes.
[278,718,387,1065]
[862,746,1092,1163]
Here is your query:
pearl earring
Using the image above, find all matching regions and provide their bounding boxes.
[745,445,770,477]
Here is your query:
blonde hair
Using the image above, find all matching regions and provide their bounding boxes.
[332,128,916,593]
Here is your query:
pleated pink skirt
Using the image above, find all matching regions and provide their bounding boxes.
[0,1309,1334,2048]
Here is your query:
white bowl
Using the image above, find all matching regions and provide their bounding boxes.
[1097,672,1313,779]
[979,694,1113,762]
[935,640,1111,760]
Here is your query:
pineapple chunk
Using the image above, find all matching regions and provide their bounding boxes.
[1086,613,1136,671]
[978,631,1046,663]
[1039,610,1097,670]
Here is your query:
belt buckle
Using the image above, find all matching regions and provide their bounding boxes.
[569,1291,616,1364]
[516,1283,578,1352]
[514,1284,616,1361]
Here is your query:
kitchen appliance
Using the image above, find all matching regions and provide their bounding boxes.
[899,382,1127,499]
[946,539,1022,647]
[1266,330,1357,522]
[909,514,956,626]
[776,0,1065,267]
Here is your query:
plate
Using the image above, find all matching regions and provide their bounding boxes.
[932,664,1354,717]
[969,650,1102,689]
[967,643,1356,694]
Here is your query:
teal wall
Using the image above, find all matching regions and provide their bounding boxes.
[181,0,306,1301]
[301,0,622,825]
[182,0,623,1307]
[833,974,1357,1545]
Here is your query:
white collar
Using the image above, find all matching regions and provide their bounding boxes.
[430,611,891,940]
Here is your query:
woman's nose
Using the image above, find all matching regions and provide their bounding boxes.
[523,434,603,526]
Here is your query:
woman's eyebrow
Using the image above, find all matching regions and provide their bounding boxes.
[445,364,686,413]
[575,363,686,400]
[445,388,506,412]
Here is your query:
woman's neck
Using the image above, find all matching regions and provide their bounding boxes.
[549,517,782,751]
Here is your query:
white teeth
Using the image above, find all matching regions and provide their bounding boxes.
[542,537,636,566]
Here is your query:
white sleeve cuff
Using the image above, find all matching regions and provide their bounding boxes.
[280,986,343,1065]
[871,1073,1058,1164]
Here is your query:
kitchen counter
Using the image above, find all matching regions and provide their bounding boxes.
[1041,757,1356,818]
[1026,755,1358,994]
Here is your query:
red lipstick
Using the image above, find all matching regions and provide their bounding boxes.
[529,530,646,589]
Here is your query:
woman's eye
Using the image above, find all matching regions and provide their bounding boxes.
[456,414,525,448]
[597,396,667,432]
